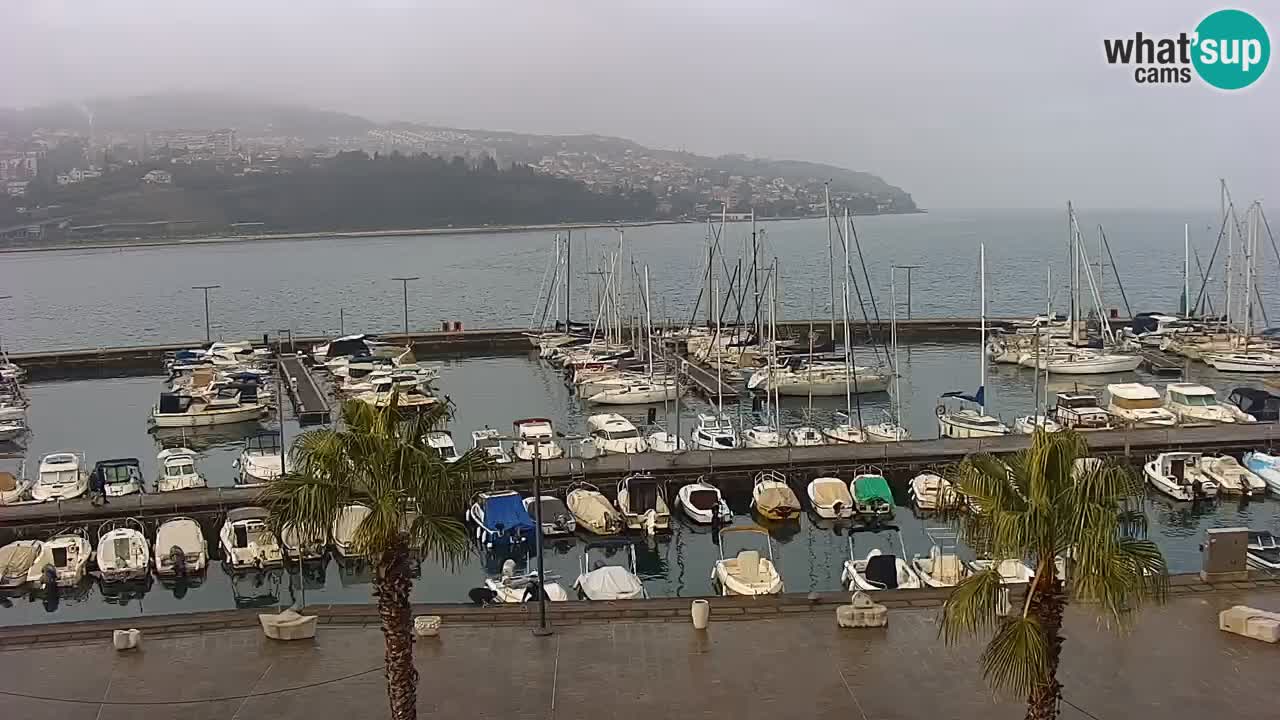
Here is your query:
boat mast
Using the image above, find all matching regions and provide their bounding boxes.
[1226,200,1234,332]
[644,265,654,379]
[1069,202,1081,346]
[842,215,854,426]
[826,183,836,344]
[980,242,987,414]
[1244,204,1255,341]
[772,258,781,433]
[1184,223,1190,317]
[890,267,901,426]
[552,234,561,329]
[752,209,762,346]
[565,229,572,330]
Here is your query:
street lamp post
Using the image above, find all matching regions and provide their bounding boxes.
[0,295,10,355]
[894,266,921,320]
[191,285,220,343]
[391,277,419,340]
[531,448,551,637]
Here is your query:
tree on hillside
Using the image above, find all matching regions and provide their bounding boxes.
[939,430,1167,720]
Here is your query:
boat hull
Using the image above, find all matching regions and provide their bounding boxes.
[151,404,266,427]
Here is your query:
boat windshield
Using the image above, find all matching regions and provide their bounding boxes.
[606,429,640,440]
[1114,397,1162,410]
[1175,393,1216,407]
[167,462,196,477]
[1249,532,1277,550]
[102,465,135,484]
[1060,396,1100,408]
[41,469,76,486]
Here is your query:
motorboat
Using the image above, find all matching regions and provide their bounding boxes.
[851,470,895,521]
[909,473,959,511]
[712,526,783,596]
[936,402,1010,439]
[968,557,1036,584]
[587,380,677,405]
[236,432,288,487]
[587,413,647,455]
[0,459,29,505]
[1200,455,1266,496]
[807,476,854,520]
[1051,392,1114,431]
[741,423,785,448]
[1228,388,1280,423]
[575,541,648,600]
[787,426,826,446]
[1107,383,1178,427]
[95,518,150,582]
[469,491,534,548]
[690,413,738,450]
[280,523,327,562]
[512,418,564,461]
[841,531,922,591]
[523,495,577,536]
[156,448,206,492]
[751,469,801,520]
[0,539,41,588]
[471,428,513,464]
[219,507,284,571]
[1243,451,1280,494]
[332,505,373,557]
[426,431,459,463]
[616,473,671,534]
[32,451,89,502]
[1143,452,1218,501]
[150,390,267,427]
[1164,383,1250,425]
[353,380,438,412]
[1247,530,1280,570]
[1013,414,1062,434]
[912,544,970,588]
[93,458,143,498]
[566,482,624,535]
[486,559,569,603]
[645,430,687,453]
[0,419,25,442]
[1205,351,1280,373]
[27,529,92,588]
[312,334,400,364]
[676,478,732,524]
[154,517,208,576]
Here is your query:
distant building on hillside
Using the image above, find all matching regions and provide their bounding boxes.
[143,169,173,184]
[209,128,236,157]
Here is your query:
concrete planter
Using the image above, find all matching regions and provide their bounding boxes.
[691,599,710,629]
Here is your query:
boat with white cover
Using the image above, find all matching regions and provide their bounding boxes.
[512,418,563,460]
[27,528,92,588]
[1144,452,1218,501]
[219,507,284,571]
[156,448,206,492]
[280,523,327,562]
[588,413,647,454]
[806,476,854,520]
[524,495,577,536]
[575,541,648,600]
[676,479,732,525]
[841,531,922,591]
[332,505,373,557]
[690,413,737,450]
[154,517,208,576]
[471,428,513,464]
[909,473,959,511]
[750,469,801,521]
[1106,383,1177,427]
[95,518,150,582]
[566,482,624,535]
[0,459,29,505]
[1200,455,1266,496]
[486,559,568,603]
[616,473,670,534]
[32,451,89,502]
[0,540,41,588]
[1164,383,1249,425]
[712,526,783,596]
[1243,451,1280,493]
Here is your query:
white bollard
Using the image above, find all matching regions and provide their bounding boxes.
[112,628,141,651]
[414,615,442,638]
[690,599,710,630]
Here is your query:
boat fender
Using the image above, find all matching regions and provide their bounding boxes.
[935,405,946,418]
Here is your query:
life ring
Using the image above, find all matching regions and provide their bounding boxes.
[935,404,947,418]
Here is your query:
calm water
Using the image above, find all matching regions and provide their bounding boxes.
[2,351,1278,626]
[0,209,1259,353]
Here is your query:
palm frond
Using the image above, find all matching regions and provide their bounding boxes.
[940,567,1007,644]
[980,616,1050,696]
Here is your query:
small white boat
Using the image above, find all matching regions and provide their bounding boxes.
[156,448,206,492]
[822,413,866,444]
[93,458,143,497]
[150,390,267,427]
[219,507,284,571]
[1244,452,1280,494]
[426,431,459,463]
[841,535,922,591]
[1165,383,1249,425]
[0,539,42,588]
[1052,391,1115,431]
[468,491,534,548]
[750,469,801,521]
[616,473,670,534]
[1107,383,1178,427]
[280,523,327,562]
[471,428,513,464]
[154,517,208,576]
[741,424,785,448]
[0,460,30,505]
[712,526,783,596]
[1247,530,1280,570]
[645,430,687,453]
[968,557,1036,584]
[95,519,150,582]
[1205,351,1280,373]
[787,426,826,446]
[1040,351,1142,375]
[1013,414,1062,434]
[523,495,577,536]
[909,473,959,511]
[912,543,970,588]
[236,432,288,487]
[27,529,92,588]
[588,413,647,455]
[937,404,1010,438]
[566,482,624,535]
[1143,452,1218,501]
[1199,455,1266,496]
[807,476,854,520]
[486,560,569,603]
[575,542,648,600]
[332,505,373,557]
[32,451,89,502]
[512,418,564,461]
[863,420,910,442]
[587,380,677,405]
[676,479,732,525]
[690,413,738,450]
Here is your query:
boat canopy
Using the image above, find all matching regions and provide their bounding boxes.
[686,487,720,511]
[158,392,192,414]
[941,386,985,405]
[226,506,270,524]
[854,475,893,505]
[1229,388,1280,421]
[481,494,534,533]
[94,459,141,485]
[623,475,661,513]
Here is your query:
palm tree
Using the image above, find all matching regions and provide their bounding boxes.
[939,430,1167,720]
[262,396,491,720]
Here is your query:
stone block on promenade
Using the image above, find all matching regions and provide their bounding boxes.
[259,609,318,641]
[112,628,141,651]
[414,615,442,638]
[837,592,887,628]
[1219,605,1280,643]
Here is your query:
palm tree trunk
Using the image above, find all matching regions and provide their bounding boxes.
[1024,579,1065,720]
[374,540,417,720]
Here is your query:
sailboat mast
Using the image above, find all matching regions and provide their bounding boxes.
[752,209,762,345]
[565,229,571,329]
[1184,223,1191,317]
[980,242,987,414]
[842,213,853,424]
[890,267,901,424]
[1245,205,1255,339]
[713,247,723,416]
[1071,205,1081,346]
[644,266,654,378]
[826,183,836,344]
[552,234,561,328]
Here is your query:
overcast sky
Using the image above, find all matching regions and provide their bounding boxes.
[3,1,1276,209]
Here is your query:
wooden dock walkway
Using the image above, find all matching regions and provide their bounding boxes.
[279,354,330,424]
[1139,349,1184,376]
[676,356,739,400]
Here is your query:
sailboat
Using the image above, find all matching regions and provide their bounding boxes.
[864,266,910,442]
[823,210,869,445]
[743,262,785,448]
[938,243,1010,438]
[1014,320,1062,434]
[788,312,826,446]
[690,210,738,450]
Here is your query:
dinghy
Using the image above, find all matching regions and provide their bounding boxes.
[566,482,624,535]
[908,473,959,511]
[219,507,284,571]
[806,476,853,520]
[95,518,150,582]
[574,541,648,600]
[712,527,783,596]
[0,539,41,588]
[841,530,921,591]
[912,545,970,588]
[750,469,801,521]
[523,495,577,537]
[468,492,534,548]
[676,479,732,525]
[486,559,569,603]
[154,517,208,576]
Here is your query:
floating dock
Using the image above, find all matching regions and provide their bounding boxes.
[279,354,330,424]
[675,356,739,400]
[1139,349,1184,376]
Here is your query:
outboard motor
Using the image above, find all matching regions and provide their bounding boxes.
[169,545,188,577]
[501,558,517,579]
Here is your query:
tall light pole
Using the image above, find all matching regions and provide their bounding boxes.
[391,277,418,340]
[0,295,10,355]
[531,446,552,637]
[894,266,921,320]
[192,285,220,343]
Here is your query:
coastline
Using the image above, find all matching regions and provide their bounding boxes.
[0,211,924,255]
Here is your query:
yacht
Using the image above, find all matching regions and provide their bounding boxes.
[645,430,687,453]
[470,428,512,464]
[690,413,738,450]
[586,380,677,405]
[565,482,624,535]
[616,473,670,535]
[712,527,783,596]
[807,476,854,519]
[426,431,460,463]
[823,411,867,444]
[1204,351,1280,373]
[587,413,647,455]
[512,418,564,461]
[759,365,890,396]
[312,334,400,364]
[1052,392,1114,431]
[32,451,89,502]
[236,432,288,487]
[27,529,92,588]
[219,507,284,571]
[468,491,534,548]
[575,541,648,600]
[156,448,206,492]
[523,495,576,536]
[750,469,801,521]
[95,518,151,582]
[154,517,208,576]
[150,390,267,427]
[863,417,909,442]
[938,244,1009,439]
[676,479,732,524]
[1013,415,1062,434]
[92,458,143,498]
[1143,452,1218,500]
[1106,383,1177,427]
[1164,383,1250,425]
[1034,350,1142,375]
